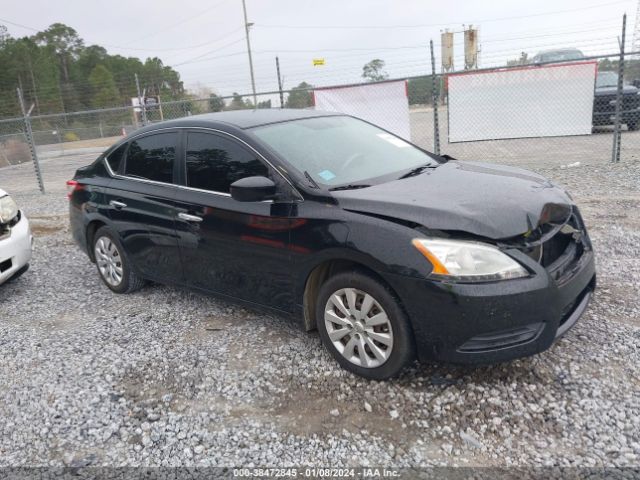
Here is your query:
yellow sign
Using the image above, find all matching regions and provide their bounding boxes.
[313,58,325,66]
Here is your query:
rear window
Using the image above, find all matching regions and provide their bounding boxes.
[125,132,177,184]
[105,143,127,173]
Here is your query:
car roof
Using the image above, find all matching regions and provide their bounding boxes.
[139,109,340,132]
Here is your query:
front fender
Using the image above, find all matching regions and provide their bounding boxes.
[291,209,435,309]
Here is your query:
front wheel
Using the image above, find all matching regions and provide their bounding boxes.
[627,121,639,131]
[93,226,145,294]
[316,271,416,380]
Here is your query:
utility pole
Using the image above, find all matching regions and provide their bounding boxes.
[242,0,257,106]
[134,73,147,126]
[276,56,284,108]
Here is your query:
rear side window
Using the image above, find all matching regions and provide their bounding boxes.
[105,143,127,173]
[125,132,177,183]
[185,132,269,193]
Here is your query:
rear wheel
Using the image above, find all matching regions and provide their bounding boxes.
[316,271,415,379]
[93,226,145,294]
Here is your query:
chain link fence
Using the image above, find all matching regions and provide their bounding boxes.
[3,50,640,193]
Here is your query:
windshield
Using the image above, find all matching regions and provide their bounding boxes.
[251,116,438,187]
[596,71,619,88]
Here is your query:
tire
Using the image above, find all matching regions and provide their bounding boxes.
[92,226,145,294]
[316,270,416,380]
[628,121,639,131]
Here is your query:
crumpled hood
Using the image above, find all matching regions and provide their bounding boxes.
[332,161,573,239]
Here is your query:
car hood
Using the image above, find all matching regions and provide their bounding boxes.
[331,161,573,239]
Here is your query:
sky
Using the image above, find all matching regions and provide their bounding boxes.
[1,0,638,98]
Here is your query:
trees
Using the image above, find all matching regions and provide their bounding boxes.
[209,93,225,112]
[88,65,119,108]
[0,22,185,116]
[362,59,388,82]
[406,75,443,105]
[141,57,184,100]
[285,82,313,108]
[33,23,84,83]
[506,52,529,67]
[0,25,9,46]
[229,92,248,110]
[257,99,272,109]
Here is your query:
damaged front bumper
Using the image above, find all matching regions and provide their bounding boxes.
[389,253,595,364]
[386,231,596,365]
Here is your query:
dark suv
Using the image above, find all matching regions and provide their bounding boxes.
[593,71,640,130]
[68,110,595,379]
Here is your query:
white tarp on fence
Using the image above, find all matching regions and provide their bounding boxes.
[313,80,411,140]
[447,61,597,142]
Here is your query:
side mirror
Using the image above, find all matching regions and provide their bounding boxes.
[230,176,277,202]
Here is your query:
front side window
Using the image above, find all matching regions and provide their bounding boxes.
[251,116,438,187]
[185,132,269,193]
[125,132,177,183]
[105,143,127,173]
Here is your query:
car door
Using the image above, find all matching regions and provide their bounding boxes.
[173,129,297,311]
[104,130,183,282]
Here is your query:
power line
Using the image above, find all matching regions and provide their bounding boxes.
[173,38,248,66]
[124,0,233,44]
[178,20,621,64]
[0,17,39,32]
[253,0,632,30]
[6,27,622,100]
[100,27,245,53]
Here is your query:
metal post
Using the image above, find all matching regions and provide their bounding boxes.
[276,56,284,108]
[242,0,258,106]
[17,87,45,194]
[135,73,147,126]
[612,13,626,163]
[158,95,164,121]
[430,40,441,155]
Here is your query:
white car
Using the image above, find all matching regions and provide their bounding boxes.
[0,188,32,285]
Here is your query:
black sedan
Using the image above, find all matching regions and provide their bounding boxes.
[68,110,596,379]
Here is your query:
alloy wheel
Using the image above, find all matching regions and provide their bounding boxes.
[324,288,394,368]
[94,236,123,287]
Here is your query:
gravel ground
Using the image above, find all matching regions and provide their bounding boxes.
[0,144,639,468]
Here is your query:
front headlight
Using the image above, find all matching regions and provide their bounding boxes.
[412,238,528,282]
[0,195,19,224]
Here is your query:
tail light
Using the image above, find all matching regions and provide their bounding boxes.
[66,180,81,199]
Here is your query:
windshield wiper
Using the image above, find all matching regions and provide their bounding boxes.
[329,184,371,191]
[398,163,438,179]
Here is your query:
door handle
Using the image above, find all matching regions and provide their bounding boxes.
[178,212,203,223]
[109,200,127,209]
